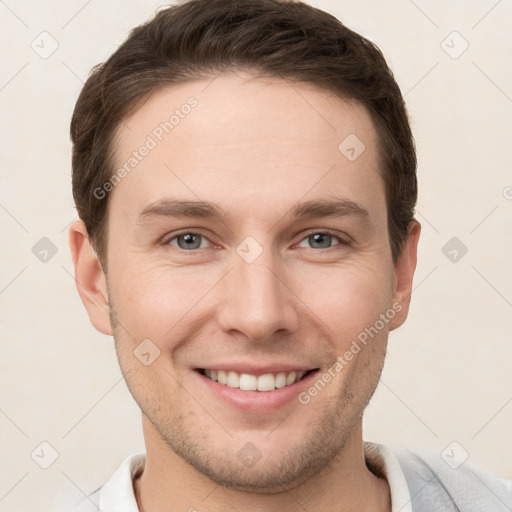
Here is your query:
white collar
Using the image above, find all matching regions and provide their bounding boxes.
[364,442,413,512]
[98,452,145,511]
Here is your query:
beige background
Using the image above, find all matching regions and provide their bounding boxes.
[0,0,511,510]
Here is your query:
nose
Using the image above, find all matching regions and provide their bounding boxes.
[216,245,300,343]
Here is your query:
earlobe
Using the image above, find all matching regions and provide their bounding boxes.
[69,220,113,335]
[389,220,421,331]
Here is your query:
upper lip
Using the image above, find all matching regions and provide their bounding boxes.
[195,363,319,376]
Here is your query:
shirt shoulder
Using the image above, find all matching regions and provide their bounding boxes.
[394,446,512,511]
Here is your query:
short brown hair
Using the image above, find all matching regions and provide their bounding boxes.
[71,0,417,265]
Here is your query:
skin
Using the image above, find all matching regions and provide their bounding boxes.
[70,71,420,512]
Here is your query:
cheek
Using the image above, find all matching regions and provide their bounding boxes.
[293,261,394,338]
[109,260,224,345]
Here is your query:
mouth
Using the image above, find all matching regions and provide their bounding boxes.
[196,368,319,392]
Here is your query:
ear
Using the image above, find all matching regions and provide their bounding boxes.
[69,220,113,335]
[389,219,421,331]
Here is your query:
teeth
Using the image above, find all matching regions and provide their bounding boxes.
[257,373,275,391]
[275,372,287,388]
[286,371,297,386]
[226,371,239,388]
[240,373,257,391]
[203,369,307,391]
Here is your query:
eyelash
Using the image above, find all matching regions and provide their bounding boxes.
[164,229,350,252]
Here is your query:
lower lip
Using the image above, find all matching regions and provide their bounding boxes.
[195,370,319,412]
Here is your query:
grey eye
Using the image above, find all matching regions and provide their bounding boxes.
[170,233,206,250]
[310,233,332,248]
[297,232,339,249]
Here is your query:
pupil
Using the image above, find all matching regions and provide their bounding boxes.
[180,233,200,249]
[311,233,330,248]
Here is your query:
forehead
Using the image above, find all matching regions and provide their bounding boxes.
[109,72,386,224]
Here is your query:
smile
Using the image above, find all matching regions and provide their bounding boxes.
[197,369,316,392]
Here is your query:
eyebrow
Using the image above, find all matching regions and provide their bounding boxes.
[136,197,369,224]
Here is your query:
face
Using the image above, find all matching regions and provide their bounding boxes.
[75,71,418,492]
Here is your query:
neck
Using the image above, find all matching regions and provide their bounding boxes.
[134,416,390,512]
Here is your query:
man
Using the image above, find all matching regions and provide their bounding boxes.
[67,0,512,510]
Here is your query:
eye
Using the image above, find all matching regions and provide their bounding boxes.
[167,232,212,250]
[296,231,347,250]
[164,230,348,252]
